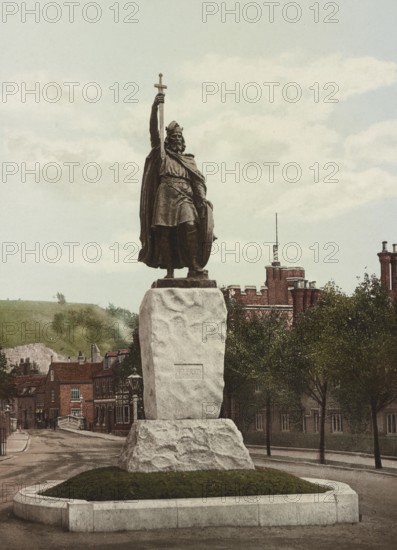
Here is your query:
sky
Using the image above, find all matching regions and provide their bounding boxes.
[1,0,397,313]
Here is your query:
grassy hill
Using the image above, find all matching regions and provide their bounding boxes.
[0,300,134,358]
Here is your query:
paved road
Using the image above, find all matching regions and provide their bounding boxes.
[0,429,396,550]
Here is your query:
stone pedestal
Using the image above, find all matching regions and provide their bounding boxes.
[118,419,255,472]
[139,288,226,420]
[118,286,254,473]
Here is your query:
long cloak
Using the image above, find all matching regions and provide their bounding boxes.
[138,145,207,269]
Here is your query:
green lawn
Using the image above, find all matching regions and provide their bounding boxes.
[41,466,328,501]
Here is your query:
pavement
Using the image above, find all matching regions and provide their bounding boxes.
[247,445,397,474]
[2,428,397,474]
[0,430,30,460]
[57,425,125,441]
[1,429,397,549]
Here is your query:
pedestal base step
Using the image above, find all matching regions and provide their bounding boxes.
[118,419,255,473]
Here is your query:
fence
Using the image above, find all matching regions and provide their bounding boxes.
[57,415,84,430]
[0,427,6,456]
[0,411,12,456]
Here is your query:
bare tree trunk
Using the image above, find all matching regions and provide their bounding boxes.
[319,383,327,464]
[370,398,382,469]
[265,394,271,457]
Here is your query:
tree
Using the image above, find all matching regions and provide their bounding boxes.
[116,328,142,383]
[114,327,144,419]
[0,348,16,405]
[56,292,66,305]
[333,274,397,469]
[106,303,138,330]
[224,293,291,456]
[281,284,346,464]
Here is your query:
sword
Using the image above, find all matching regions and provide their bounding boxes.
[154,73,167,159]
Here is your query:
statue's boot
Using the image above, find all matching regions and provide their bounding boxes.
[185,224,206,278]
[159,228,174,278]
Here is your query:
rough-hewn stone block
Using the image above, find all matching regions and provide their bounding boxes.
[118,419,255,472]
[139,288,227,420]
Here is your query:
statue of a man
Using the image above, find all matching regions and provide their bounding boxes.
[138,92,213,279]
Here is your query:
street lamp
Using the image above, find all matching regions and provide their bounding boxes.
[79,395,85,429]
[127,367,142,424]
[4,405,11,435]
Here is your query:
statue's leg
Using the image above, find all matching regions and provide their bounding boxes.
[158,226,174,278]
[184,221,204,276]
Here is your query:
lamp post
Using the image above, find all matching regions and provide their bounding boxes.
[127,368,142,424]
[79,395,85,430]
[4,405,11,436]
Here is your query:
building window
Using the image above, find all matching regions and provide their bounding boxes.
[313,411,319,433]
[302,416,307,433]
[51,390,55,403]
[50,370,54,381]
[70,409,81,417]
[281,414,290,432]
[116,405,130,424]
[254,383,261,394]
[124,405,130,424]
[255,414,264,431]
[331,413,343,433]
[71,388,81,400]
[94,406,99,425]
[387,413,397,435]
[116,406,121,424]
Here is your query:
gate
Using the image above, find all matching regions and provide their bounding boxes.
[0,427,6,456]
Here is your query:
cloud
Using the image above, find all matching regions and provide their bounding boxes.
[2,53,397,229]
[169,53,397,223]
[345,119,397,165]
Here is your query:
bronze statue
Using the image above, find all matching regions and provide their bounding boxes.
[138,75,214,279]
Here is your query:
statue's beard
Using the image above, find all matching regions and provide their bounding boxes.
[169,143,183,153]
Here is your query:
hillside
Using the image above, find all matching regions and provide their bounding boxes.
[0,300,133,360]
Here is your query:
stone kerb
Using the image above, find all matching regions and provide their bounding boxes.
[13,481,75,529]
[13,479,360,532]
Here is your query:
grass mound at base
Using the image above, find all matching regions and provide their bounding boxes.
[41,467,328,501]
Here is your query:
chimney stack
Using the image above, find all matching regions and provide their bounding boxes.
[391,244,397,292]
[292,280,305,322]
[378,241,391,291]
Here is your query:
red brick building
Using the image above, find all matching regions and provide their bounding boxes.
[378,240,397,438]
[14,374,46,429]
[93,349,133,435]
[227,241,397,450]
[224,255,321,322]
[378,240,397,300]
[44,360,103,428]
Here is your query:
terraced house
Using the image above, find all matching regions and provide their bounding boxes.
[44,355,103,429]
